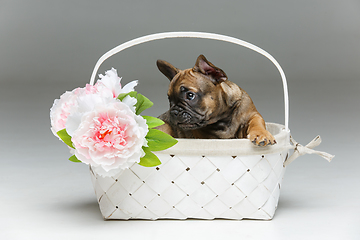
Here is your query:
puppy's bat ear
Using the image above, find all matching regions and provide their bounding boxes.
[157,60,180,81]
[193,55,228,84]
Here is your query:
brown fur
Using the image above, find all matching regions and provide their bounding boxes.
[156,55,276,146]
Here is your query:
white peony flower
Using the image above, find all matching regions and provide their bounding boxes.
[50,84,98,138]
[50,68,137,138]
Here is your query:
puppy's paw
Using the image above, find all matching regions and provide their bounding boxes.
[248,129,276,147]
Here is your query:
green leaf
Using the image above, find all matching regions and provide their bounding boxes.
[143,116,164,129]
[135,93,153,115]
[145,129,178,151]
[117,91,137,101]
[139,147,162,167]
[117,91,153,114]
[69,155,81,162]
[57,129,74,149]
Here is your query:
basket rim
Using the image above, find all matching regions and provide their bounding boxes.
[155,122,291,156]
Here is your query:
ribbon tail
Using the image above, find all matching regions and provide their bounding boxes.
[284,152,300,166]
[310,149,334,162]
[305,135,322,149]
[284,135,334,167]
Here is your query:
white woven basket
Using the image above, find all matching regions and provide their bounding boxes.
[88,32,332,220]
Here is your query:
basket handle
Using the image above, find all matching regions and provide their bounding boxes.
[89,32,289,131]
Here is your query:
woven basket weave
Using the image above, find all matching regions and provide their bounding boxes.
[88,32,329,220]
[90,123,289,220]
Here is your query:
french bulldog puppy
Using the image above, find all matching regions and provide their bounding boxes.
[156,55,276,146]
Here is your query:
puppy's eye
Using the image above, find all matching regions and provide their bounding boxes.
[186,92,196,100]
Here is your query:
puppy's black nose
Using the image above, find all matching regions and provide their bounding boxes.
[181,112,191,122]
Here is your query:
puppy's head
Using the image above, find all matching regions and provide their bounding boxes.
[157,55,232,130]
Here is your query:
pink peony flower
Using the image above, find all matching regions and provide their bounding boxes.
[71,100,148,177]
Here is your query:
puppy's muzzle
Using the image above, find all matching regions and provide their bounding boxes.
[170,106,193,123]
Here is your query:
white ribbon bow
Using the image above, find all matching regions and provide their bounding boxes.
[284,135,334,167]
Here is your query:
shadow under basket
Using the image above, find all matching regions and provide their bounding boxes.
[90,123,290,220]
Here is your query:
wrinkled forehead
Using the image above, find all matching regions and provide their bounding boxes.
[168,69,215,95]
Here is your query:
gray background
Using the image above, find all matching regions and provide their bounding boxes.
[1,0,359,239]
